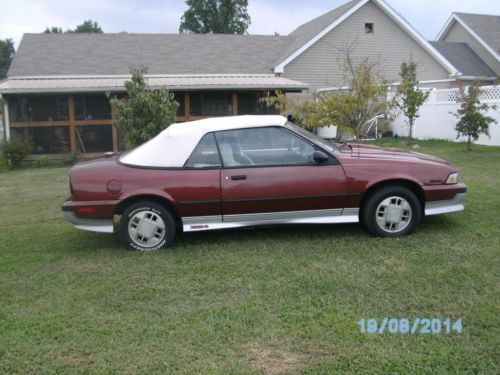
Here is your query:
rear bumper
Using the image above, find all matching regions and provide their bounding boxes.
[62,199,117,233]
[425,188,467,216]
[63,211,115,233]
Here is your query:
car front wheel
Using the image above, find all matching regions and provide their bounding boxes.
[119,201,176,251]
[362,186,421,237]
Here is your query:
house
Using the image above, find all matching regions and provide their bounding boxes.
[0,0,498,157]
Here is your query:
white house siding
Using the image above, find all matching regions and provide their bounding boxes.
[442,22,500,75]
[283,1,450,98]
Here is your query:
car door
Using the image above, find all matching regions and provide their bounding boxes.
[215,127,350,224]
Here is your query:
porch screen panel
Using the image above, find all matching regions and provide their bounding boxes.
[76,125,113,153]
[11,126,70,154]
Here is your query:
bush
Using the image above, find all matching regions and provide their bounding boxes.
[36,155,50,168]
[2,137,33,167]
[62,152,79,166]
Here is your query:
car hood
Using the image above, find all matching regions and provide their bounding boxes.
[337,143,451,165]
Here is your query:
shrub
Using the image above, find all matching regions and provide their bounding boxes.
[36,155,50,168]
[2,137,33,167]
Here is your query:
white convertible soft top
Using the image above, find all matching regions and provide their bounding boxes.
[119,115,288,168]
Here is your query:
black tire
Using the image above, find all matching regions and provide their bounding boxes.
[119,201,176,251]
[361,185,422,237]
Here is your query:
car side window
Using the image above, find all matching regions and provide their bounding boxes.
[184,133,222,168]
[215,127,316,167]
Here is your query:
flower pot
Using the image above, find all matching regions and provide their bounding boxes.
[317,125,338,139]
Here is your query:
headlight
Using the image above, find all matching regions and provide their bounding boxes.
[446,172,459,184]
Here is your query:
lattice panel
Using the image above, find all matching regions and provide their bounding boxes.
[480,85,500,102]
[425,85,500,104]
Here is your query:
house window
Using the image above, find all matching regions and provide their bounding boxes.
[365,23,374,34]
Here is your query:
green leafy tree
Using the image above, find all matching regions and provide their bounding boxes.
[111,66,179,149]
[43,20,103,34]
[179,0,251,34]
[43,27,63,33]
[0,39,15,79]
[71,20,103,33]
[396,61,429,139]
[453,81,497,151]
[333,50,390,139]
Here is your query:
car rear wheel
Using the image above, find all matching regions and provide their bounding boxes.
[362,186,421,237]
[119,201,176,251]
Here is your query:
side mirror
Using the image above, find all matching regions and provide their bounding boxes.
[313,150,329,163]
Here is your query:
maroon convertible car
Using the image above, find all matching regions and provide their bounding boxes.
[62,115,466,251]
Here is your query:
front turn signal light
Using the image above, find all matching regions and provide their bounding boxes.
[446,172,459,184]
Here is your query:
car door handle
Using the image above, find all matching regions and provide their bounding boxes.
[230,175,247,181]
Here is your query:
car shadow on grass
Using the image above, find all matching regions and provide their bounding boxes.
[66,215,457,253]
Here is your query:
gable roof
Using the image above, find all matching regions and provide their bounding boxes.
[273,0,459,75]
[8,33,292,77]
[277,0,363,64]
[437,12,500,61]
[429,42,496,77]
[6,0,471,83]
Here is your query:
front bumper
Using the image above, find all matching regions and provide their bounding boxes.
[425,189,467,216]
[63,211,115,233]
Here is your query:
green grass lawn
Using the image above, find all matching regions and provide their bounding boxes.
[0,140,499,374]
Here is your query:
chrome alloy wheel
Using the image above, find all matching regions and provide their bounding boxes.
[375,196,412,233]
[128,210,166,249]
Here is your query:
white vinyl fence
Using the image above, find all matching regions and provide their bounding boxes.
[391,85,500,146]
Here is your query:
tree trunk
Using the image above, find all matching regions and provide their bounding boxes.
[467,135,472,152]
[409,119,414,140]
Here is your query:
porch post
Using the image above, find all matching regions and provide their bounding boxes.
[68,95,76,153]
[184,93,190,121]
[111,102,118,152]
[2,99,10,141]
[232,93,238,115]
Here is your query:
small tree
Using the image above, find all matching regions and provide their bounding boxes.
[179,0,251,34]
[328,47,390,138]
[396,61,429,140]
[111,66,179,149]
[260,47,391,138]
[0,39,15,79]
[453,81,497,151]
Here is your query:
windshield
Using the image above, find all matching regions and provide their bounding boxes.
[286,122,337,153]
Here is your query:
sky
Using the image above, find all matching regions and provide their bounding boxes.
[0,0,498,48]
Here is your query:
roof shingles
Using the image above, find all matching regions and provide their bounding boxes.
[455,13,500,55]
[8,33,293,77]
[429,41,496,77]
